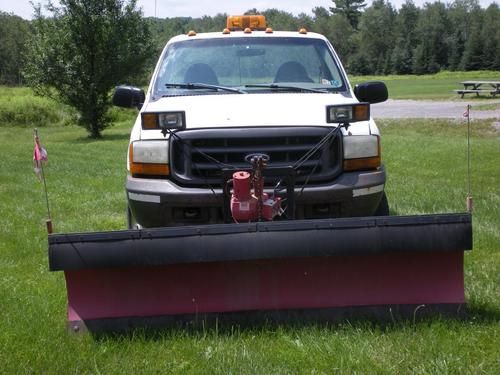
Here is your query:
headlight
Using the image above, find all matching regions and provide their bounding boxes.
[158,112,185,129]
[129,141,170,177]
[142,111,185,134]
[343,135,381,171]
[327,103,370,123]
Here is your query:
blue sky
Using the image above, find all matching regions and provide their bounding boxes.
[1,0,497,19]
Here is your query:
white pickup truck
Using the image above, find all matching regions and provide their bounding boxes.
[113,15,389,228]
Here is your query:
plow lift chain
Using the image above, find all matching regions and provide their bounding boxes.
[250,154,267,221]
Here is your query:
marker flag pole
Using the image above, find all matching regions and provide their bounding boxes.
[33,128,53,234]
[463,105,473,213]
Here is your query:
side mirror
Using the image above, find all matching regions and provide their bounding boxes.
[112,85,145,109]
[354,81,388,104]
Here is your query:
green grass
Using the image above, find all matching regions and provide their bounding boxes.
[0,87,499,373]
[350,70,500,100]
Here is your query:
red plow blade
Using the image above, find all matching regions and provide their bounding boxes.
[48,213,472,332]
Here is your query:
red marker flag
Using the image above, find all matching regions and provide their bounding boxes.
[463,105,470,118]
[32,129,53,233]
[33,131,48,181]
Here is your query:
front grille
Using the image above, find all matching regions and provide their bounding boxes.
[170,127,342,187]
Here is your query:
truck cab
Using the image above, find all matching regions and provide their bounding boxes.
[113,15,388,228]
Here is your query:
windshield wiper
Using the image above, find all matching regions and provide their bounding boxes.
[165,82,246,94]
[244,83,327,93]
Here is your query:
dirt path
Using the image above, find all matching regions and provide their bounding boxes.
[371,99,500,119]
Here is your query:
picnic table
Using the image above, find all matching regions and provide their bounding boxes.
[454,80,500,98]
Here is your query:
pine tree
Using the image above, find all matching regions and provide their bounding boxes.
[480,3,500,70]
[391,0,419,74]
[330,0,367,29]
[412,2,450,73]
[356,0,396,74]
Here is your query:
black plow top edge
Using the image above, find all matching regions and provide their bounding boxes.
[48,213,472,271]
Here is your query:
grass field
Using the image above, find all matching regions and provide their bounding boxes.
[0,84,499,373]
[350,70,500,100]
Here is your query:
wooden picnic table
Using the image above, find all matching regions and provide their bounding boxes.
[454,80,500,98]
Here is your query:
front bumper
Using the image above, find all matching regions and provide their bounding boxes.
[127,167,386,227]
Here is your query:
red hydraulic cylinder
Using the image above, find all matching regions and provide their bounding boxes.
[233,171,251,200]
[231,171,258,221]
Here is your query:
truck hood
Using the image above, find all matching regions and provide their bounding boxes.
[143,92,365,128]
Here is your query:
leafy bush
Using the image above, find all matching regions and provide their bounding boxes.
[0,86,138,129]
[0,87,71,127]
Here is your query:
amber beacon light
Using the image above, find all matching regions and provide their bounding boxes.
[226,15,267,31]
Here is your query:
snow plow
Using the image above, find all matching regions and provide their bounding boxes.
[47,16,473,332]
[49,212,472,332]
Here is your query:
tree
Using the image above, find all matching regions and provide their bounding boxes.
[24,0,154,138]
[330,0,367,29]
[0,12,29,85]
[447,0,480,70]
[461,21,485,70]
[311,7,355,61]
[412,2,450,73]
[356,0,396,74]
[481,3,500,71]
[391,0,419,74]
[261,9,301,30]
[148,16,192,54]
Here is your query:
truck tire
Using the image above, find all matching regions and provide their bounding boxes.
[374,192,390,216]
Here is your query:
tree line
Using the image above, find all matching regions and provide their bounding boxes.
[147,0,499,76]
[0,0,498,86]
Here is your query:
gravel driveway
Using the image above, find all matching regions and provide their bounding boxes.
[371,99,500,119]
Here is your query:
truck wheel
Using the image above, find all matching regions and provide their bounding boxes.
[127,206,142,230]
[374,192,390,216]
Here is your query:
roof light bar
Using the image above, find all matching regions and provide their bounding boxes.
[226,15,267,31]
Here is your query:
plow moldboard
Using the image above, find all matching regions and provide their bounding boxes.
[48,214,472,332]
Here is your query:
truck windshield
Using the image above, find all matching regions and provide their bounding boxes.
[153,37,346,97]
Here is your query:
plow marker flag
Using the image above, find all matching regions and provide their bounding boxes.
[33,129,53,233]
[33,131,48,181]
[463,104,470,118]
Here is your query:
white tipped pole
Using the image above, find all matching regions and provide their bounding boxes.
[465,105,473,213]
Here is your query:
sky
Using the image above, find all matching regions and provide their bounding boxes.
[0,0,496,19]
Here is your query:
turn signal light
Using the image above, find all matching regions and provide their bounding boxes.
[130,161,170,177]
[343,156,381,171]
[142,113,157,129]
